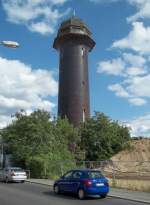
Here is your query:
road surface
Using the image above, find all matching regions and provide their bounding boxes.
[0,182,147,205]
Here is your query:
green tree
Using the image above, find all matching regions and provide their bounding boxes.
[79,112,130,161]
[1,110,78,178]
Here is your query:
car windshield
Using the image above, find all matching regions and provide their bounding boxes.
[87,171,104,179]
[10,168,23,172]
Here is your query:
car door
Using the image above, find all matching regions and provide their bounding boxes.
[70,171,83,193]
[59,171,73,192]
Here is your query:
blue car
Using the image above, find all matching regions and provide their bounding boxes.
[53,169,109,199]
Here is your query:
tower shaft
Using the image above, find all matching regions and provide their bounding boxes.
[59,40,90,126]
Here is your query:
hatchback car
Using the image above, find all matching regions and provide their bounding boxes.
[0,167,27,183]
[53,169,109,199]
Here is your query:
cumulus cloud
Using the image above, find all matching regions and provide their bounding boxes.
[108,84,130,98]
[128,97,147,106]
[112,22,150,55]
[123,53,146,67]
[0,56,58,128]
[97,52,148,76]
[97,51,149,106]
[104,22,150,106]
[97,58,125,76]
[127,75,150,97]
[127,0,150,22]
[107,73,150,106]
[126,67,147,76]
[2,0,70,35]
[108,73,150,106]
[127,113,150,137]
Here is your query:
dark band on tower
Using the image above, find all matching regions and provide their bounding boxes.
[53,17,95,126]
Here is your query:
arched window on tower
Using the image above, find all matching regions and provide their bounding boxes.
[81,47,85,57]
[83,108,86,122]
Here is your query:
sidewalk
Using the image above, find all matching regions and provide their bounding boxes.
[26,179,150,204]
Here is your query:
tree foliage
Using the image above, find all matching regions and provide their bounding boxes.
[1,110,79,178]
[1,110,131,177]
[79,112,130,161]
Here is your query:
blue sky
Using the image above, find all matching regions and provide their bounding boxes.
[0,0,150,137]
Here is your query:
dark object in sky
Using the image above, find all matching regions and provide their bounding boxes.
[53,17,95,126]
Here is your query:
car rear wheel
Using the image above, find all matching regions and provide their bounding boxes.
[54,185,60,194]
[101,194,107,198]
[77,189,85,200]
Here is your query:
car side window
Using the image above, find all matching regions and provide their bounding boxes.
[63,171,73,179]
[72,171,83,179]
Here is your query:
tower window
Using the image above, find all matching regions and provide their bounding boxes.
[81,48,84,56]
[83,108,86,122]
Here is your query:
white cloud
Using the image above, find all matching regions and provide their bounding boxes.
[97,53,147,77]
[97,58,125,76]
[126,66,147,76]
[2,0,70,35]
[112,22,150,55]
[127,0,150,22]
[0,56,58,128]
[127,75,150,97]
[127,113,150,137]
[128,97,147,106]
[29,22,55,35]
[123,53,146,67]
[97,2,150,106]
[108,74,150,106]
[108,84,130,98]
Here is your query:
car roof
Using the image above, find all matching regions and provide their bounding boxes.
[69,169,101,172]
[5,167,22,169]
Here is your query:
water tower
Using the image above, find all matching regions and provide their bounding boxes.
[53,17,95,126]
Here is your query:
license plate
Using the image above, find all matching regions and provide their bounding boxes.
[96,183,104,186]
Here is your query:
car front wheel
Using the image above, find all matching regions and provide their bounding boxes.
[54,185,60,194]
[77,189,85,200]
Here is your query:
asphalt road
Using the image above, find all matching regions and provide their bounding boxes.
[0,182,147,205]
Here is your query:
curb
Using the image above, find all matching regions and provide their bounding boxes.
[25,180,150,204]
[26,180,53,187]
[108,194,150,204]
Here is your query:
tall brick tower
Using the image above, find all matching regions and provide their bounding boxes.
[53,17,95,126]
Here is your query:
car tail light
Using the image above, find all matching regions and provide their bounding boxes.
[83,179,92,187]
[11,172,15,176]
